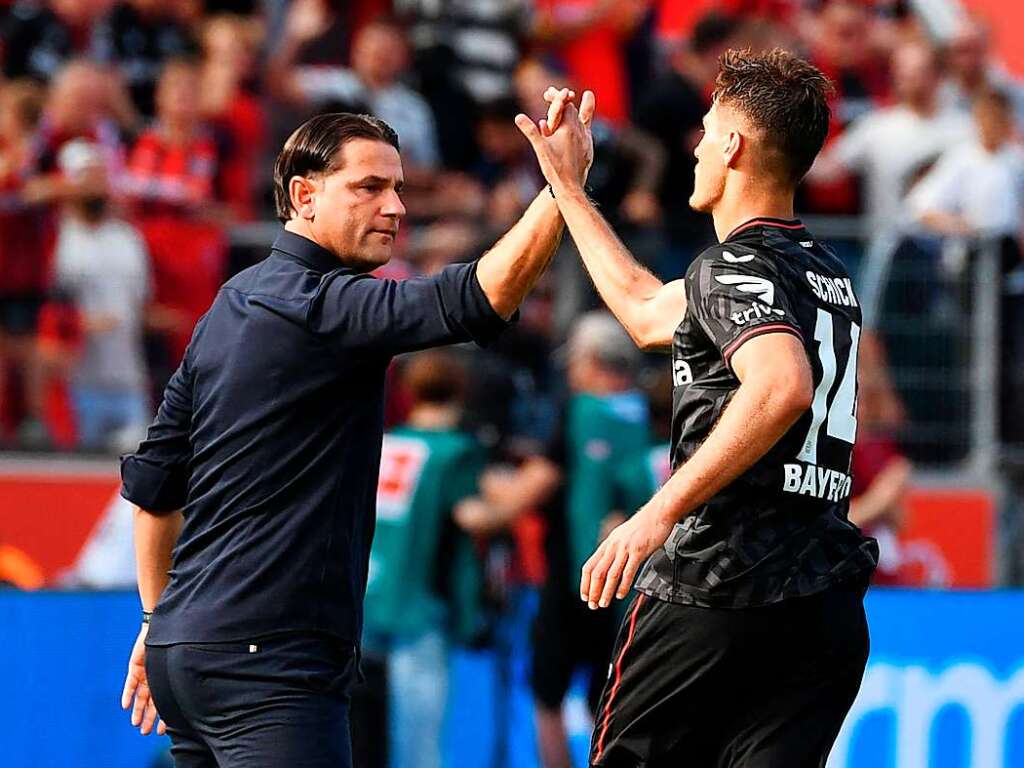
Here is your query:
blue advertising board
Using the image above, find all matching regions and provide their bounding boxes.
[0,589,1022,767]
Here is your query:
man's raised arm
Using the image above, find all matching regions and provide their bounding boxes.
[515,90,686,350]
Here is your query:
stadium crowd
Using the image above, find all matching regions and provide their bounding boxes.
[0,1,1022,766]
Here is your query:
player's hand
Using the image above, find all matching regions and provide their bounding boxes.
[515,89,595,191]
[121,623,166,736]
[581,506,675,610]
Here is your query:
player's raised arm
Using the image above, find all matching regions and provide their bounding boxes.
[516,89,686,351]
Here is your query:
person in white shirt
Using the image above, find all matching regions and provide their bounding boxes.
[811,41,973,233]
[54,140,151,452]
[909,87,1024,240]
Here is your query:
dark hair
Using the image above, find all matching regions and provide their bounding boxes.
[713,48,834,185]
[403,350,466,406]
[273,113,400,223]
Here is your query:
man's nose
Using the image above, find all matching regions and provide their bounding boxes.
[380,189,406,218]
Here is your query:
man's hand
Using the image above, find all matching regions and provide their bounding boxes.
[580,505,675,610]
[515,89,595,193]
[121,623,166,736]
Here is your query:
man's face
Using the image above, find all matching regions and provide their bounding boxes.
[892,45,938,105]
[157,65,200,125]
[689,101,730,213]
[304,138,406,271]
[351,25,406,87]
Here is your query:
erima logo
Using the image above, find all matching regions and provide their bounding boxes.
[730,302,784,325]
[715,274,776,306]
[722,250,754,263]
[673,359,693,386]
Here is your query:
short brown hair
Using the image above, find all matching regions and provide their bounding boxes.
[402,350,466,406]
[713,48,833,185]
[273,113,400,223]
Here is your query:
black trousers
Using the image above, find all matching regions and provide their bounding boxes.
[590,582,870,768]
[146,633,358,768]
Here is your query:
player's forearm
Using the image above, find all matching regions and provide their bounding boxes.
[475,190,563,319]
[134,506,182,611]
[554,186,666,347]
[646,377,809,525]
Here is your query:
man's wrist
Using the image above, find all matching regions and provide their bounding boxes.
[550,178,587,203]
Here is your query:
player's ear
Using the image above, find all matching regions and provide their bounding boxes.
[289,175,318,221]
[723,130,742,169]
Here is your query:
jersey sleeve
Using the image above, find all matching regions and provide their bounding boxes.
[686,246,803,369]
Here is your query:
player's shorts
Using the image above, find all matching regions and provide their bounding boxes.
[531,578,620,713]
[590,580,869,768]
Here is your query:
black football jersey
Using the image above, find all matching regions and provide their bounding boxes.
[635,217,879,608]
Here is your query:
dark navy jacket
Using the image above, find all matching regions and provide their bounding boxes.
[121,230,510,647]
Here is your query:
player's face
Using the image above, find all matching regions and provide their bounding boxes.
[689,103,728,213]
[310,139,405,271]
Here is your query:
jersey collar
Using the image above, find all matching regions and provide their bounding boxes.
[724,217,806,242]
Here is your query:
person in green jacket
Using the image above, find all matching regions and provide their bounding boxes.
[362,349,489,768]
[480,311,651,768]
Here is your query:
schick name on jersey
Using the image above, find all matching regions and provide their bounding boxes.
[806,271,858,308]
[782,462,852,501]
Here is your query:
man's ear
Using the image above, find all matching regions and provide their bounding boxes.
[723,130,743,169]
[289,175,318,221]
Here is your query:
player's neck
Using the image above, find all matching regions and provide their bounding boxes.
[711,184,795,243]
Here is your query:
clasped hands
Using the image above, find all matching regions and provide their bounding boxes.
[515,86,596,196]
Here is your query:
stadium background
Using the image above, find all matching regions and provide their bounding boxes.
[0,0,1022,766]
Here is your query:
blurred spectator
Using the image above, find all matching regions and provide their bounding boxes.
[532,0,650,125]
[939,15,1024,125]
[849,363,912,586]
[908,87,1024,451]
[199,13,266,221]
[811,41,972,233]
[0,0,104,82]
[398,0,532,105]
[481,312,650,768]
[124,57,227,366]
[633,11,737,269]
[808,0,890,129]
[363,350,490,768]
[909,87,1024,241]
[93,0,198,117]
[269,7,441,171]
[0,79,50,446]
[610,369,672,518]
[53,139,150,453]
[535,313,649,768]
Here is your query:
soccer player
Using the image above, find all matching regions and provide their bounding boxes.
[517,49,879,766]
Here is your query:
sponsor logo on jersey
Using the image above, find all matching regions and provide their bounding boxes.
[806,271,858,307]
[800,240,813,248]
[782,461,852,501]
[721,249,755,263]
[715,274,776,306]
[673,359,693,386]
[730,301,785,325]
